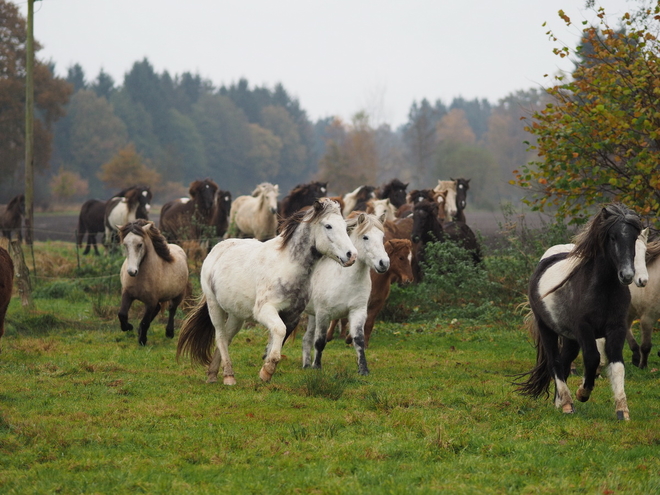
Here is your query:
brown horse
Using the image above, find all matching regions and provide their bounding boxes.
[0,194,25,242]
[118,219,189,346]
[326,238,414,347]
[211,189,232,238]
[160,179,219,243]
[279,181,328,219]
[0,246,13,349]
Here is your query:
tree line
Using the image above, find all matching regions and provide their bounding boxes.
[1,0,546,211]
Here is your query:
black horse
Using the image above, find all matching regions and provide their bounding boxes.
[0,194,25,242]
[211,189,232,238]
[516,203,642,420]
[377,179,408,209]
[452,177,471,223]
[278,181,328,219]
[160,179,219,243]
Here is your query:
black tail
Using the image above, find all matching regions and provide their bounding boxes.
[176,296,216,366]
[513,312,554,398]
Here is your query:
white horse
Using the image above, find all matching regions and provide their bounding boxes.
[541,228,649,369]
[226,182,279,241]
[366,198,397,223]
[118,220,189,346]
[342,185,375,217]
[177,198,357,385]
[302,213,389,375]
[433,180,458,220]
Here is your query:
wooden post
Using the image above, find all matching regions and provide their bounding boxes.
[25,0,34,248]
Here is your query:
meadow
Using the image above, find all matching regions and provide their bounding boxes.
[1,227,660,494]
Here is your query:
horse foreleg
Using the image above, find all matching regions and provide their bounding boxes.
[604,331,630,420]
[625,317,642,367]
[138,303,161,346]
[166,295,184,339]
[326,319,338,342]
[118,292,135,332]
[638,315,655,369]
[302,314,316,368]
[348,312,369,375]
[255,304,287,382]
[312,314,331,370]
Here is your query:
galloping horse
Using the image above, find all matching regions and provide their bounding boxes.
[0,246,13,350]
[433,180,458,220]
[226,182,279,241]
[302,213,389,375]
[327,238,414,348]
[105,186,152,247]
[118,219,189,346]
[453,178,471,223]
[177,198,357,385]
[342,185,376,217]
[516,204,642,420]
[377,179,408,209]
[366,198,397,223]
[160,179,219,243]
[211,189,232,238]
[279,181,328,219]
[0,194,25,242]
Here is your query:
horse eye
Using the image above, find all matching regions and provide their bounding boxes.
[363,235,369,241]
[325,224,332,230]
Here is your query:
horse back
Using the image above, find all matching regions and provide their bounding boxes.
[78,199,106,233]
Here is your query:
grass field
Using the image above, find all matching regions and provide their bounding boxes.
[1,240,660,494]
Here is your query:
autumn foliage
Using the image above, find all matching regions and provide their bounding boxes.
[514,5,660,225]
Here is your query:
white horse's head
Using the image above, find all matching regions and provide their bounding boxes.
[306,199,357,267]
[434,180,457,219]
[634,227,649,287]
[254,182,279,214]
[347,213,389,273]
[121,221,154,277]
[367,198,397,223]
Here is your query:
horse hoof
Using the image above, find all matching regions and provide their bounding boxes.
[259,368,273,382]
[223,376,237,386]
[206,375,218,384]
[121,323,133,332]
[576,388,591,402]
[358,368,370,376]
[617,410,630,421]
[562,403,575,414]
[166,331,174,339]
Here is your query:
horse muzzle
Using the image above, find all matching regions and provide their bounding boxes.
[127,268,139,277]
[341,252,357,267]
[375,259,390,274]
[618,268,635,286]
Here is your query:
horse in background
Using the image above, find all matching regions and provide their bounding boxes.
[0,246,13,350]
[366,198,397,222]
[453,178,471,223]
[377,179,408,209]
[211,189,232,238]
[279,181,328,219]
[118,219,189,346]
[327,238,414,348]
[516,204,642,420]
[302,213,389,375]
[177,198,357,385]
[77,199,107,255]
[342,185,376,217]
[0,194,25,242]
[159,179,219,243]
[434,180,458,220]
[104,186,152,247]
[226,182,279,241]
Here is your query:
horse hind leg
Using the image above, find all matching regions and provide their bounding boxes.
[206,303,241,385]
[255,304,288,382]
[557,337,580,413]
[302,315,316,368]
[348,314,369,376]
[637,316,654,369]
[311,314,331,370]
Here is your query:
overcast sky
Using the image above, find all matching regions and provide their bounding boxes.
[20,0,633,128]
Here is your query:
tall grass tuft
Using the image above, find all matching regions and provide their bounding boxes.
[296,367,358,400]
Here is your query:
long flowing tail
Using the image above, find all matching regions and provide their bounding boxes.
[176,296,216,366]
[513,309,554,398]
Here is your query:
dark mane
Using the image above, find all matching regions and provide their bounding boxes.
[279,181,328,219]
[408,189,435,204]
[377,179,408,208]
[571,203,642,267]
[190,178,218,213]
[278,198,339,249]
[119,219,174,262]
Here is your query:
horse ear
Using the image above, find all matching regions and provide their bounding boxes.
[641,227,649,242]
[377,211,387,224]
[357,212,367,224]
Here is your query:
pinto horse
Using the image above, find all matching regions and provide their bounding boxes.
[434,180,458,220]
[377,179,408,209]
[342,185,376,217]
[516,204,642,420]
[160,179,219,243]
[279,181,328,219]
[118,219,189,346]
[327,238,414,348]
[0,246,13,350]
[104,186,152,247]
[302,213,389,374]
[177,198,357,385]
[226,182,279,241]
[0,194,25,242]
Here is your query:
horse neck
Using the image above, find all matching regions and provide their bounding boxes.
[284,223,323,273]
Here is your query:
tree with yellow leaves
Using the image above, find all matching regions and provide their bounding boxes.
[97,144,161,191]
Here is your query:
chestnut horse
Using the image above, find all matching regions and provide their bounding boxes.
[0,246,13,349]
[160,179,219,243]
[0,194,25,242]
[327,238,414,347]
[118,220,189,346]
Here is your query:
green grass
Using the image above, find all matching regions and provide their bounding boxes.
[2,297,660,494]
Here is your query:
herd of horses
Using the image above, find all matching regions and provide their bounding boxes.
[1,178,659,421]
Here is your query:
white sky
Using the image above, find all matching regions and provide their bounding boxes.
[19,0,634,128]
